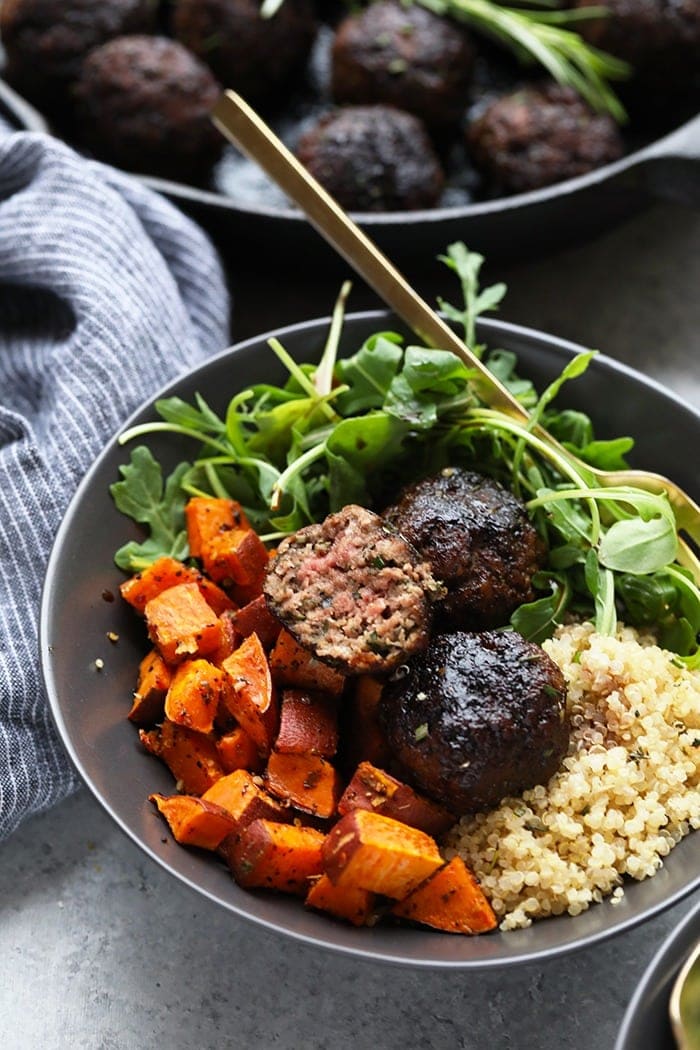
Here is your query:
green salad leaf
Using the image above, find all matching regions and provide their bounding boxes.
[111,447,190,572]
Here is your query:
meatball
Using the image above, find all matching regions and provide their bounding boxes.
[331,0,475,129]
[466,83,624,195]
[383,468,545,630]
[380,629,569,813]
[74,36,223,182]
[263,505,443,676]
[0,0,158,112]
[172,0,317,107]
[296,105,445,212]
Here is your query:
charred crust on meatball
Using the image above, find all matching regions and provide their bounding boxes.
[263,504,444,676]
[383,467,546,630]
[379,629,570,814]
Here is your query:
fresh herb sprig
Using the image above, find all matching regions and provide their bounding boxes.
[112,243,700,663]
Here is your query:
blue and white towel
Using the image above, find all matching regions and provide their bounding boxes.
[0,129,230,841]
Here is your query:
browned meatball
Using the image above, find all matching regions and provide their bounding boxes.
[466,83,624,195]
[172,0,317,106]
[296,104,445,211]
[379,629,569,813]
[264,505,443,676]
[383,467,545,630]
[331,0,475,129]
[0,0,158,112]
[74,36,223,182]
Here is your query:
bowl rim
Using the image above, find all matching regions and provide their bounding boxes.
[40,311,700,969]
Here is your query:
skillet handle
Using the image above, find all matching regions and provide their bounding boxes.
[630,115,700,208]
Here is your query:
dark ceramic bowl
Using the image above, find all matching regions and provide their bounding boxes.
[40,312,700,968]
[616,896,700,1050]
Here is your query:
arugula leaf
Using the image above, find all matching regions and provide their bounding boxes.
[111,446,190,572]
[334,332,404,415]
[437,242,506,352]
[510,574,572,643]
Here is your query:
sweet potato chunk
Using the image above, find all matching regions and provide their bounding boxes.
[221,633,278,754]
[145,582,222,664]
[275,690,339,757]
[185,497,250,558]
[392,857,497,934]
[203,769,285,829]
[164,659,231,735]
[128,649,171,725]
[233,595,282,650]
[269,630,345,697]
[322,810,443,898]
[202,528,269,588]
[209,611,240,667]
[150,793,237,849]
[216,726,262,774]
[139,721,224,795]
[305,874,376,927]
[338,762,453,837]
[121,556,233,616]
[227,819,325,894]
[265,751,341,819]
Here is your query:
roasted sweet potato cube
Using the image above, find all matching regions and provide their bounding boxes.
[164,659,231,735]
[139,721,224,795]
[227,819,325,894]
[185,497,250,558]
[232,595,282,651]
[392,857,497,934]
[202,528,269,588]
[120,556,233,616]
[305,874,376,927]
[343,676,391,769]
[145,582,222,664]
[221,633,278,754]
[209,611,240,667]
[338,762,454,837]
[150,793,237,849]
[269,630,345,698]
[322,810,443,898]
[275,690,339,757]
[216,726,262,774]
[265,751,341,820]
[128,649,171,725]
[204,769,286,830]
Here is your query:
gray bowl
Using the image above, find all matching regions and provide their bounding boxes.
[40,312,700,969]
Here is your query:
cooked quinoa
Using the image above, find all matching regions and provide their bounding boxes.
[443,622,700,931]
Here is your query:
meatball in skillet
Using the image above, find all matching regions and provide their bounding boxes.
[264,505,444,676]
[466,83,624,195]
[380,629,569,813]
[331,0,475,130]
[75,36,223,182]
[296,105,445,211]
[0,0,158,112]
[172,0,317,107]
[383,467,545,630]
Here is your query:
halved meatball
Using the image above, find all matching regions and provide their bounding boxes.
[383,467,545,630]
[331,0,475,129]
[296,104,444,211]
[74,36,223,182]
[264,505,443,675]
[466,82,624,195]
[379,629,569,813]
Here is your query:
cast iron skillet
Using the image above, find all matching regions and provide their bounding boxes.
[1,63,698,268]
[40,311,700,969]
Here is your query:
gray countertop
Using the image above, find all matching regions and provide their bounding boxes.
[2,201,699,1050]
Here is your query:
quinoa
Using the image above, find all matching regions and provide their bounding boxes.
[443,621,700,930]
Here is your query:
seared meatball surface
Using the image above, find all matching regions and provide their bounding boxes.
[75,36,223,182]
[331,0,475,129]
[173,0,317,106]
[383,467,545,629]
[0,0,158,111]
[264,505,443,676]
[380,629,569,813]
[466,83,624,194]
[297,104,444,211]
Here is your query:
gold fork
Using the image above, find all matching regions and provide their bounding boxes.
[212,90,700,581]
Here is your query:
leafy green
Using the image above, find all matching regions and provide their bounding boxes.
[111,447,190,572]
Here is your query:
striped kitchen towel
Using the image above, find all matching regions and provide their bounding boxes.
[0,129,230,841]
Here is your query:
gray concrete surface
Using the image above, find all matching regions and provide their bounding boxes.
[2,201,699,1050]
